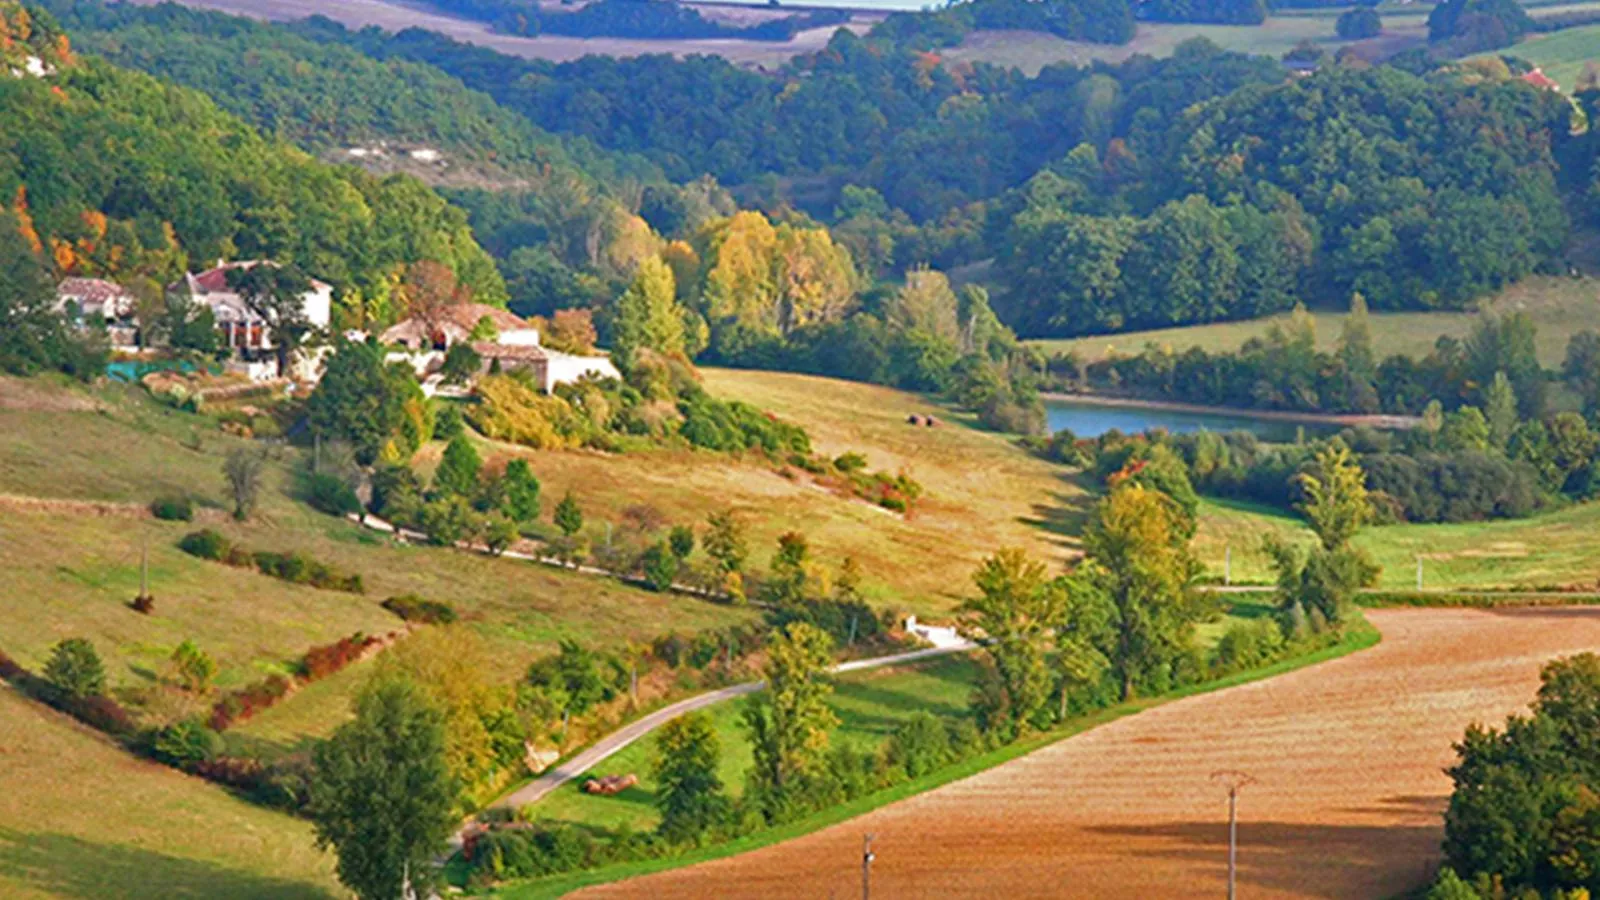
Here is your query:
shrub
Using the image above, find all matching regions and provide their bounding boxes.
[434,402,466,441]
[171,639,217,694]
[382,594,459,625]
[44,638,106,700]
[178,529,230,561]
[150,495,194,521]
[130,594,156,615]
[833,452,868,473]
[1212,619,1287,674]
[152,718,223,767]
[209,673,294,731]
[62,693,137,736]
[302,634,380,681]
[885,712,953,779]
[307,472,361,518]
[641,542,679,592]
[668,524,696,561]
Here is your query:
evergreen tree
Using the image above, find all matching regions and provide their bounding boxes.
[1485,370,1519,452]
[498,458,541,522]
[554,490,584,537]
[433,434,482,498]
[44,638,106,700]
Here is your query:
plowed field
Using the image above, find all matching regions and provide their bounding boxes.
[579,607,1600,899]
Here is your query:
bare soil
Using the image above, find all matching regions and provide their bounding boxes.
[579,607,1600,899]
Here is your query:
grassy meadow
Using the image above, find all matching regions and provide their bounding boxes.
[528,652,986,834]
[1494,24,1600,89]
[1029,275,1600,367]
[468,368,1086,617]
[0,685,340,900]
[1195,496,1600,590]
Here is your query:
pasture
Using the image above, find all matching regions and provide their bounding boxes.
[1194,496,1600,590]
[472,367,1084,615]
[0,685,340,899]
[1029,275,1600,367]
[1495,23,1600,89]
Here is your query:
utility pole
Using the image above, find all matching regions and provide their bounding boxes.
[1224,544,1231,587]
[1416,555,1423,591]
[861,833,876,900]
[140,535,150,599]
[1211,770,1254,900]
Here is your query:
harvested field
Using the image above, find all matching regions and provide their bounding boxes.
[576,606,1600,899]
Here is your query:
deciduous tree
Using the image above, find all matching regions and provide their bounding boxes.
[309,676,458,900]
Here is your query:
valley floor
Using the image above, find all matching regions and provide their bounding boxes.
[574,605,1600,898]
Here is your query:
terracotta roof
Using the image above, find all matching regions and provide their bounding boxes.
[58,277,133,305]
[184,261,331,294]
[441,304,527,333]
[472,341,546,362]
[1522,68,1561,91]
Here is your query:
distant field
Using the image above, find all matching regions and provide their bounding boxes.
[1494,24,1600,89]
[477,368,1085,616]
[0,685,339,899]
[943,9,1430,75]
[141,0,875,67]
[1195,496,1600,590]
[1030,275,1600,367]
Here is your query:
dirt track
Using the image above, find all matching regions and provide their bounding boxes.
[580,607,1600,899]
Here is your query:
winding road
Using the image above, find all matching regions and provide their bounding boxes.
[492,626,975,811]
[576,606,1600,899]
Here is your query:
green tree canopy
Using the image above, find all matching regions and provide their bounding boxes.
[309,676,458,900]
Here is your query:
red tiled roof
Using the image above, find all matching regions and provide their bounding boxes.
[1522,68,1561,91]
[57,277,133,304]
[186,261,331,294]
[471,341,546,362]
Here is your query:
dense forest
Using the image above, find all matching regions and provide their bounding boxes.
[0,6,507,327]
[13,0,1591,368]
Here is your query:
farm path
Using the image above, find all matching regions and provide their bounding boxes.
[577,606,1600,899]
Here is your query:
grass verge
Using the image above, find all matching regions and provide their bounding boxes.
[485,615,1383,898]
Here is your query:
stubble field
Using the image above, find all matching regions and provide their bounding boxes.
[575,606,1600,899]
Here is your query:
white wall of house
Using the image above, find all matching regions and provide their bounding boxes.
[544,353,621,393]
[498,328,542,347]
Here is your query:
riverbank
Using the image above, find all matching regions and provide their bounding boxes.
[1042,391,1420,431]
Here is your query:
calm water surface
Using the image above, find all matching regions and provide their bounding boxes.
[1044,397,1335,442]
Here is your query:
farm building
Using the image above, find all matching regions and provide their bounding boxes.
[379,304,619,394]
[168,261,334,380]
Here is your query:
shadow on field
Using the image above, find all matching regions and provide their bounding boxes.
[830,681,969,737]
[1019,473,1097,549]
[0,828,335,899]
[1083,817,1443,899]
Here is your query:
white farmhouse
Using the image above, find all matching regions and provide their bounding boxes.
[379,303,619,394]
[168,261,334,380]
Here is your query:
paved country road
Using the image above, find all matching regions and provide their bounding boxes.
[493,635,975,811]
[575,606,1600,899]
